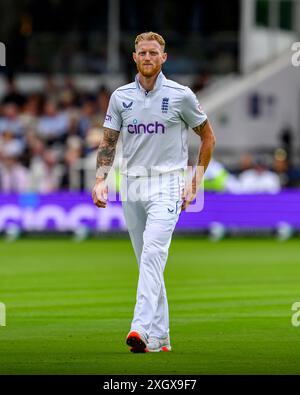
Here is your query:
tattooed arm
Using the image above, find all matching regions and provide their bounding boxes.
[182,119,216,211]
[92,128,120,208]
[95,128,120,179]
[193,119,216,173]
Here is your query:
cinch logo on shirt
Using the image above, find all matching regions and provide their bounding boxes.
[127,122,165,134]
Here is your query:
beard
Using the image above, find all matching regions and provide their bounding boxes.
[136,62,162,77]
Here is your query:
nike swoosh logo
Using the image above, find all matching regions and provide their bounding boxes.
[168,208,174,213]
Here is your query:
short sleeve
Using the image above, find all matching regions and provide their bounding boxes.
[180,87,207,129]
[103,91,122,132]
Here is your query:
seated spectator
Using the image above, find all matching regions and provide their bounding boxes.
[37,100,70,144]
[0,131,26,167]
[0,141,29,193]
[239,157,281,194]
[60,136,83,190]
[84,127,102,190]
[78,96,98,138]
[28,148,62,193]
[273,148,300,188]
[0,102,24,137]
[59,76,80,111]
[22,130,45,167]
[19,93,42,131]
[239,153,254,173]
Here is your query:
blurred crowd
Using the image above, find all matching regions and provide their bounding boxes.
[205,151,300,194]
[0,76,109,193]
[0,75,299,194]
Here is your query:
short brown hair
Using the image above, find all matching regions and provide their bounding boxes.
[135,32,166,51]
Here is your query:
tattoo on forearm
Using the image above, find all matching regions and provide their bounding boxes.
[96,128,119,179]
[192,119,216,173]
[193,119,208,137]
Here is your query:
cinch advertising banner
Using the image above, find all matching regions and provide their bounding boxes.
[0,191,299,232]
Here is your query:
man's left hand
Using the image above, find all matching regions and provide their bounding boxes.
[181,178,199,211]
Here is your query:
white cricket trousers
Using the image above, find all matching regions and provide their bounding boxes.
[121,171,184,340]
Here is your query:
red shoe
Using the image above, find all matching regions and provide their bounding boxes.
[126,330,148,353]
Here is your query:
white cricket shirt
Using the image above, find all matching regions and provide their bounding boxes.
[103,71,207,176]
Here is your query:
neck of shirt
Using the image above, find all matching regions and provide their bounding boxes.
[136,71,164,95]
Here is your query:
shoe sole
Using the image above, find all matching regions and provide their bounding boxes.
[126,331,147,353]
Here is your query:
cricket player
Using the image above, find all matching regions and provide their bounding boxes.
[92,32,216,353]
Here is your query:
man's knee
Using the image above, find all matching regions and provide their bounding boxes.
[142,241,168,262]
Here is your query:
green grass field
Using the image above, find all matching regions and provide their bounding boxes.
[1,237,300,375]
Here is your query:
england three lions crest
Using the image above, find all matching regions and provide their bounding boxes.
[161,97,169,114]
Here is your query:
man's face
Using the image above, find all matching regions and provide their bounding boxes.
[133,40,167,77]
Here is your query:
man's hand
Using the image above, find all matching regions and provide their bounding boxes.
[92,178,108,208]
[181,167,203,211]
[181,119,216,211]
[182,184,196,211]
[182,183,196,211]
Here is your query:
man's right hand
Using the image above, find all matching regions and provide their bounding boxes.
[92,178,108,208]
